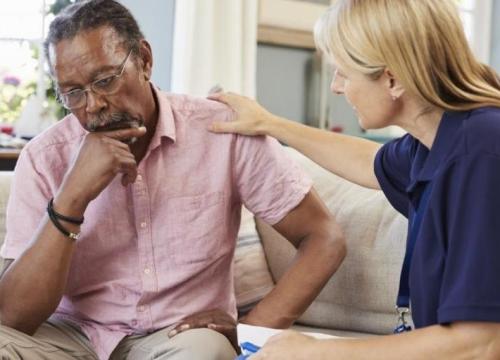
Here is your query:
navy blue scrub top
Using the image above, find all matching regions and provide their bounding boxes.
[374,106,500,328]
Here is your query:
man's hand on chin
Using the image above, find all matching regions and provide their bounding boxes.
[168,309,240,354]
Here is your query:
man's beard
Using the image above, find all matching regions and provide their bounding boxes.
[87,112,144,144]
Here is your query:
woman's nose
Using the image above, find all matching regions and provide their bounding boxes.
[330,70,344,94]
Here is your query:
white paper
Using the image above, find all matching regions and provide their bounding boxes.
[237,323,337,347]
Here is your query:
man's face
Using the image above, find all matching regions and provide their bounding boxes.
[50,26,152,133]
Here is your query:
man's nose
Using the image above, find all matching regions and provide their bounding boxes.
[85,90,107,114]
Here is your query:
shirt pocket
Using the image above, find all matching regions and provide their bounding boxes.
[164,191,226,264]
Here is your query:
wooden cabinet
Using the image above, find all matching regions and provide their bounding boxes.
[0,149,20,171]
[257,0,331,49]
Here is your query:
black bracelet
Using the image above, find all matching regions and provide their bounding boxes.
[47,200,81,240]
[48,198,84,225]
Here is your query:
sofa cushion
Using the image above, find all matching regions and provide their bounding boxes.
[234,206,275,314]
[257,148,409,334]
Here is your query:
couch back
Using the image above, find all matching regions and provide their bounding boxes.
[257,148,409,335]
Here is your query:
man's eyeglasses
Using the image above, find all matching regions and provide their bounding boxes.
[57,49,133,110]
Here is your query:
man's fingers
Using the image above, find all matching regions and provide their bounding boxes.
[207,323,234,331]
[168,323,191,337]
[118,158,138,186]
[168,321,234,337]
[100,126,147,141]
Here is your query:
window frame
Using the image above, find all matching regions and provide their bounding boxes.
[458,0,493,63]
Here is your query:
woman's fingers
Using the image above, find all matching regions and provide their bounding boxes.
[209,120,239,134]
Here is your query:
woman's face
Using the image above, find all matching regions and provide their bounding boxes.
[330,63,400,130]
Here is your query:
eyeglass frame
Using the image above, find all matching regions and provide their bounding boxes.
[57,49,133,110]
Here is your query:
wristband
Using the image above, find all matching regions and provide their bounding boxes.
[47,200,81,240]
[48,198,84,225]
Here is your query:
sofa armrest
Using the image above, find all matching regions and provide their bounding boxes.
[0,171,14,262]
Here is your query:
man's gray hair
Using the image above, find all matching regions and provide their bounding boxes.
[44,0,144,69]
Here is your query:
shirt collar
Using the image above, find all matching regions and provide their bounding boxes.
[407,110,470,192]
[148,84,176,150]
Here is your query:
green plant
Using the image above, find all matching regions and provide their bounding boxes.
[0,79,36,123]
[0,0,75,124]
[49,0,76,15]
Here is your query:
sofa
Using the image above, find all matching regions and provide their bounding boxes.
[233,148,409,338]
[0,147,409,338]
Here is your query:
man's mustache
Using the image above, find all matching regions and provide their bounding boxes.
[87,112,143,132]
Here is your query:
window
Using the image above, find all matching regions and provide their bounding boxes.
[0,0,59,127]
[457,0,493,63]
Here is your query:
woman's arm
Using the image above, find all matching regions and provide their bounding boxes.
[252,322,500,360]
[209,93,381,189]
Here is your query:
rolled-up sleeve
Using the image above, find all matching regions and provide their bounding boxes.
[374,134,415,217]
[1,148,51,259]
[232,135,313,225]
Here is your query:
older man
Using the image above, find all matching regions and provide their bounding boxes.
[0,1,345,359]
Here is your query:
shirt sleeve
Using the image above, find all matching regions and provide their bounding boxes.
[0,148,52,259]
[374,134,415,217]
[232,134,313,225]
[437,153,500,324]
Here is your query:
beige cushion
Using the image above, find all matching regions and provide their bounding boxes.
[258,148,409,334]
[233,206,274,313]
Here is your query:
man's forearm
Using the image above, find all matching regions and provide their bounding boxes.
[244,224,346,328]
[0,215,78,334]
[0,128,143,334]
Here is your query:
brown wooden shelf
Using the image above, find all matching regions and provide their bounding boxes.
[0,148,21,170]
[0,148,21,160]
[258,25,316,50]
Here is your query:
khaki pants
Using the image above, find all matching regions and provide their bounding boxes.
[0,318,236,360]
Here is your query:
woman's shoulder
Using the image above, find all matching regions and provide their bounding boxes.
[466,106,500,128]
[463,106,500,156]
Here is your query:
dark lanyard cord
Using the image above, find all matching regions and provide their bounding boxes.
[394,183,433,333]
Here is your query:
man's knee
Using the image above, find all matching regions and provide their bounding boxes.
[0,324,38,359]
[158,328,236,360]
[0,323,95,360]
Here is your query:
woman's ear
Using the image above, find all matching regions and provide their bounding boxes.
[385,68,405,101]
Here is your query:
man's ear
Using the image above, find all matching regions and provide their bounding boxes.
[384,68,405,100]
[138,39,153,81]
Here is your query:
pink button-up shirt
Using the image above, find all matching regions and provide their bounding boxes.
[1,87,312,359]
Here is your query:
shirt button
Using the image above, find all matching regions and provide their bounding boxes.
[138,306,145,312]
[144,268,151,275]
[137,175,142,181]
[140,222,147,228]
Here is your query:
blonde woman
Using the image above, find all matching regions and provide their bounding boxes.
[209,0,500,358]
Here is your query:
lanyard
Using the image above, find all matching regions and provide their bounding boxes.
[394,183,433,334]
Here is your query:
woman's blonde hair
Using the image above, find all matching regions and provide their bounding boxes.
[314,0,500,111]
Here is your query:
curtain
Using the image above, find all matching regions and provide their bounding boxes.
[171,0,258,97]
